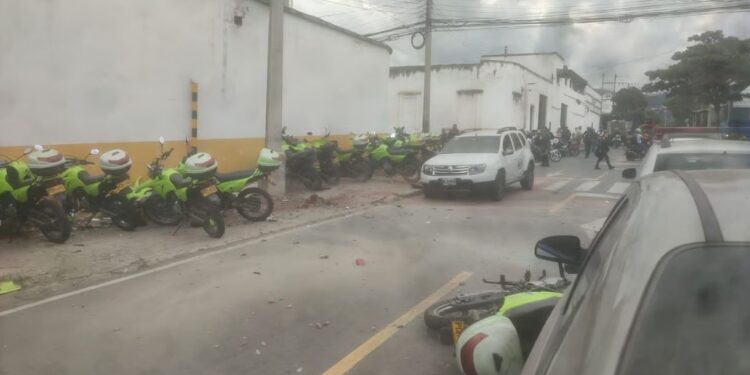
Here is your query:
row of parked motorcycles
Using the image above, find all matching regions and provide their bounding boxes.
[282,127,444,190]
[0,138,281,243]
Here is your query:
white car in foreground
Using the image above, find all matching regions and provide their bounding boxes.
[622,137,750,179]
[421,128,535,201]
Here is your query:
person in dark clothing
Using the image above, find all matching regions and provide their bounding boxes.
[595,133,614,170]
[584,127,596,158]
[538,126,553,167]
[561,125,571,144]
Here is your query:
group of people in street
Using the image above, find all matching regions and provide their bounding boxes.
[527,124,615,170]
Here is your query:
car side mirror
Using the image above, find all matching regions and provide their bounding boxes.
[622,168,636,179]
[535,236,585,266]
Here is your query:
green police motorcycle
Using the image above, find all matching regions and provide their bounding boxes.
[282,129,323,190]
[0,146,72,243]
[60,148,142,231]
[134,138,225,238]
[366,133,421,183]
[306,131,341,186]
[334,134,372,182]
[213,148,280,222]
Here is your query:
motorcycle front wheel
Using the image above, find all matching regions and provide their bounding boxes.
[109,197,138,231]
[399,157,421,184]
[35,199,72,244]
[424,291,505,330]
[236,187,273,222]
[550,150,562,162]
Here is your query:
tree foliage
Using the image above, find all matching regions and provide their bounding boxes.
[643,30,750,126]
[612,87,647,125]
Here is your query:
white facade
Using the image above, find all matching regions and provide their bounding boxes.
[388,53,601,134]
[0,0,391,147]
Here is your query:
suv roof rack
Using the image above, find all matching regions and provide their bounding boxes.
[497,127,517,134]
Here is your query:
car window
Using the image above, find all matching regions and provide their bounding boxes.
[518,133,527,146]
[502,135,514,154]
[510,133,522,151]
[618,244,750,374]
[441,136,500,154]
[654,153,750,172]
[564,196,631,314]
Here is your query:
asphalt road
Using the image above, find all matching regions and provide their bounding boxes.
[0,151,635,375]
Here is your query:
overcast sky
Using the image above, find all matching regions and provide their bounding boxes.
[293,0,750,89]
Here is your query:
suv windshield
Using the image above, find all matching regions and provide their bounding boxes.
[654,153,750,172]
[441,136,500,154]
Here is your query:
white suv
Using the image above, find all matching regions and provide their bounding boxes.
[421,128,535,200]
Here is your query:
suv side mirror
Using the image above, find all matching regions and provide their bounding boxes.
[622,168,636,179]
[535,235,585,266]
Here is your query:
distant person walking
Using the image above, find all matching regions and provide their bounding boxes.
[583,127,597,158]
[594,133,614,170]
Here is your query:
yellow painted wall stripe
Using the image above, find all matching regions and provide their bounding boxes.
[321,271,473,375]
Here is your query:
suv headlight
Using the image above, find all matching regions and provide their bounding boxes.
[423,165,434,175]
[468,164,486,175]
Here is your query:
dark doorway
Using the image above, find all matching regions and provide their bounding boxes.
[538,95,548,130]
[560,103,568,129]
[529,105,535,131]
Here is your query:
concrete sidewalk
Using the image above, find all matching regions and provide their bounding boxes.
[0,176,419,310]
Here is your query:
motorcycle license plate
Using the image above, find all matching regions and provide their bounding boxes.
[451,320,466,344]
[201,185,218,197]
[442,178,457,186]
[46,184,65,196]
[110,180,130,195]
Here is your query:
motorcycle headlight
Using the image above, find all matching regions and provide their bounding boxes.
[469,164,486,175]
[422,165,434,175]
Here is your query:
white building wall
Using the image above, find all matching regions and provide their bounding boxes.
[0,0,390,147]
[388,54,600,135]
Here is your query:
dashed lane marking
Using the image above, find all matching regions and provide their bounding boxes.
[574,181,600,192]
[544,180,569,192]
[321,271,473,375]
[608,182,630,195]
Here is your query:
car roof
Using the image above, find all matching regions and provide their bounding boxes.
[656,139,750,155]
[569,169,750,375]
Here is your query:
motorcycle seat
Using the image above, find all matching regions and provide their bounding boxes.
[216,170,254,182]
[169,173,192,189]
[387,147,411,155]
[79,171,105,185]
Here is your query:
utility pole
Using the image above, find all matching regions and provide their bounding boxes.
[266,0,285,194]
[600,73,605,119]
[612,74,617,95]
[421,0,433,133]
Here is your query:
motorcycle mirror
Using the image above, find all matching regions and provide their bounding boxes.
[185,136,191,143]
[390,133,396,138]
[23,147,33,154]
[89,148,100,156]
[159,136,165,145]
[33,144,44,151]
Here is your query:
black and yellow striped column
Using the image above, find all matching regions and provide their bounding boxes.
[190,81,199,154]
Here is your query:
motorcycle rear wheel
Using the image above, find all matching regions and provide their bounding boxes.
[202,207,225,238]
[349,159,372,182]
[110,197,138,231]
[400,157,421,184]
[143,195,182,226]
[236,187,274,222]
[35,199,72,244]
[550,150,562,162]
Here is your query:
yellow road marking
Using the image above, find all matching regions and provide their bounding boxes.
[549,193,576,213]
[321,271,473,375]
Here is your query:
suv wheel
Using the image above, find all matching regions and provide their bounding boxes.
[490,170,505,201]
[521,162,535,190]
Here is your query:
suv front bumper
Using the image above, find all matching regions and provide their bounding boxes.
[422,178,496,192]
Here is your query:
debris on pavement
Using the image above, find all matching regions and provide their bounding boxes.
[293,241,300,245]
[296,367,303,373]
[255,349,262,355]
[355,258,366,266]
[253,271,261,275]
[260,341,267,347]
[313,321,330,329]
[287,304,293,309]
[0,280,21,295]
[319,255,329,259]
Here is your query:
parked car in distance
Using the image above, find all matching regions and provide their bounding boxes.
[420,128,535,201]
[457,169,750,375]
[622,137,750,179]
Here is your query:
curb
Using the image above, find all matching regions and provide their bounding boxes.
[394,188,423,198]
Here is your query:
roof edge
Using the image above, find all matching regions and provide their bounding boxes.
[481,51,565,61]
[252,0,392,54]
